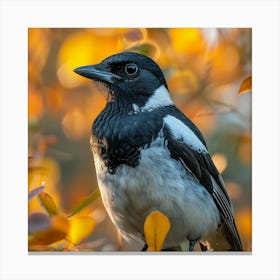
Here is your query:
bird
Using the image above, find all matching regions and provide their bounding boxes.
[74,51,243,251]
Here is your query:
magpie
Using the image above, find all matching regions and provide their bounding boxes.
[74,52,243,251]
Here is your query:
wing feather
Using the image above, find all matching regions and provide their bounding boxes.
[163,115,243,251]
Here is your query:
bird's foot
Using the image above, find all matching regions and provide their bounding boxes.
[189,240,196,251]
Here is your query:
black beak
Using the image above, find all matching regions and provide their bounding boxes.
[74,64,122,84]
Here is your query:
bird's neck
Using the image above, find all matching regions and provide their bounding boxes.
[91,104,176,173]
[92,103,172,144]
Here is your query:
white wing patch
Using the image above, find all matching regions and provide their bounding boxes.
[142,85,173,111]
[132,103,140,112]
[164,115,208,153]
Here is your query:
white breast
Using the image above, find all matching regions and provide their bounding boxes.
[93,137,220,248]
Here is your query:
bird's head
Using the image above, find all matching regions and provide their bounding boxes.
[74,52,173,112]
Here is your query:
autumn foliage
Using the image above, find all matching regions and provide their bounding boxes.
[28,28,252,252]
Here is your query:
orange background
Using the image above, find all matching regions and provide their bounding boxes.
[28,28,252,251]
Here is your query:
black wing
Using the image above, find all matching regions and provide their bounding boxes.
[163,114,243,251]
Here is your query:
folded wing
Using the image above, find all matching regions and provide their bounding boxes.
[163,115,243,251]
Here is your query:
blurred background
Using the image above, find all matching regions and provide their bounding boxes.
[28,28,252,252]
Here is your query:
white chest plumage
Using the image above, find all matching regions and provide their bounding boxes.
[93,137,220,248]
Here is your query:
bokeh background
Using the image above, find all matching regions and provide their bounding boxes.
[28,28,252,252]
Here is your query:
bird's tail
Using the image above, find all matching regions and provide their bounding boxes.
[203,222,243,251]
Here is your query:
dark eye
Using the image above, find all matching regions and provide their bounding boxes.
[125,63,138,76]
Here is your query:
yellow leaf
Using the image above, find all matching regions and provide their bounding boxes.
[239,76,252,95]
[67,216,95,246]
[38,191,59,216]
[28,157,61,214]
[144,210,171,251]
[211,153,228,173]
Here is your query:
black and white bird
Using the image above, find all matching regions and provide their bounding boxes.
[74,52,243,251]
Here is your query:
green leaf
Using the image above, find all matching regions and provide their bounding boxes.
[67,189,100,218]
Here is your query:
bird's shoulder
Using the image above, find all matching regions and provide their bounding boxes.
[93,105,204,143]
[91,104,207,173]
[90,104,167,172]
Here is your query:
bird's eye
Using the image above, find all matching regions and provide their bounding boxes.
[125,63,138,76]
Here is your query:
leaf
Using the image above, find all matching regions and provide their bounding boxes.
[38,191,58,216]
[28,185,45,201]
[67,189,100,218]
[144,210,171,251]
[29,215,70,246]
[28,212,51,234]
[67,216,95,246]
[211,153,228,173]
[239,76,252,95]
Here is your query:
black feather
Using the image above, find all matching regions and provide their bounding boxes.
[163,120,243,251]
